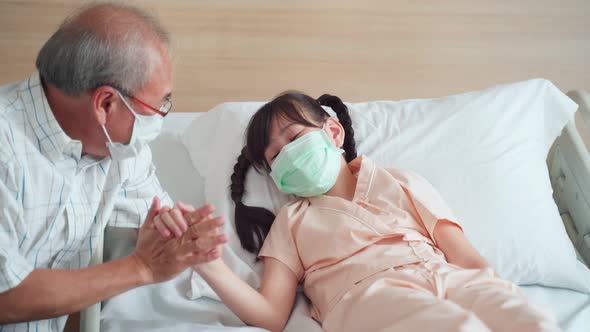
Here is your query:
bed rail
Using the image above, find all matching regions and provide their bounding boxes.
[79,230,103,332]
[550,90,590,266]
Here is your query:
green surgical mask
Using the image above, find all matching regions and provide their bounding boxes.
[270,126,344,197]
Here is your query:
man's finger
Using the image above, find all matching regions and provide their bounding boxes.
[179,234,227,256]
[188,216,225,237]
[184,204,215,225]
[170,208,188,233]
[152,206,172,229]
[161,211,183,238]
[144,196,161,228]
[153,216,171,238]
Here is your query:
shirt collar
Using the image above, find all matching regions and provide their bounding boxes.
[19,72,84,162]
[349,155,376,202]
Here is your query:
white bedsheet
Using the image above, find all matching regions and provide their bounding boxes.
[101,270,265,332]
[101,269,590,332]
[100,268,321,332]
[522,285,590,331]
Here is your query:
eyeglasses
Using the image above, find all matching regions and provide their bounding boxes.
[128,94,172,117]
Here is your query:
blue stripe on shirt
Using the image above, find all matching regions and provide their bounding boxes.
[27,78,56,152]
[34,177,65,268]
[7,121,17,157]
[21,173,25,205]
[18,232,27,249]
[99,163,106,175]
[56,198,78,266]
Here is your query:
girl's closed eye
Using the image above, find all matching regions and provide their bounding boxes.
[292,130,304,142]
[271,130,305,161]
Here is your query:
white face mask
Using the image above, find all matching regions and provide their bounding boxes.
[101,91,164,160]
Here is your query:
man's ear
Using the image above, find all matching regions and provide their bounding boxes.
[91,86,119,126]
[325,117,345,148]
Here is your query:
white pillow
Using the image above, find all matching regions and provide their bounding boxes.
[150,130,206,208]
[182,79,590,299]
[150,113,208,207]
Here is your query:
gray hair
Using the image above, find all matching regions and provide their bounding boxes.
[36,1,171,96]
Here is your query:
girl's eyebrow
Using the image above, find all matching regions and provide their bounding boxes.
[270,122,297,143]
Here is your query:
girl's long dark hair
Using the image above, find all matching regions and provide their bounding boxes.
[230,92,357,254]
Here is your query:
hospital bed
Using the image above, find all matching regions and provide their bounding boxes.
[79,90,590,332]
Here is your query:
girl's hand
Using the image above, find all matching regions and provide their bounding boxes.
[133,197,228,284]
[153,202,226,259]
[434,219,492,271]
[153,206,177,238]
[189,212,225,261]
[153,201,213,238]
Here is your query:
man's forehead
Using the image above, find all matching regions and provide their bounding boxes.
[140,47,173,100]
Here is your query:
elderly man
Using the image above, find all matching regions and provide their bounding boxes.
[0,3,226,331]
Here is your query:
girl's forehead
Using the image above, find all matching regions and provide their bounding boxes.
[272,113,296,131]
[268,117,298,143]
[272,108,319,131]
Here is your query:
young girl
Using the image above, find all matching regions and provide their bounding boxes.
[157,92,558,332]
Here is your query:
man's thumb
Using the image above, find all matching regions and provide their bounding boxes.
[145,196,161,226]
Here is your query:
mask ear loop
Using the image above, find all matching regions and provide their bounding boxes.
[321,119,332,140]
[102,91,139,146]
[115,90,139,116]
[101,125,114,144]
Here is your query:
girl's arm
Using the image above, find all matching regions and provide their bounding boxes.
[155,205,299,330]
[433,220,494,271]
[194,256,299,332]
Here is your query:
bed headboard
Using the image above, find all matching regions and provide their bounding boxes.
[0,0,588,113]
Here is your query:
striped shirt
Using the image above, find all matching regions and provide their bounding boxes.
[0,72,172,332]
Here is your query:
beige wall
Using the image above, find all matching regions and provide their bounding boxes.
[0,0,589,113]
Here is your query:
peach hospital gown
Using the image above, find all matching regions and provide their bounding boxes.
[259,157,558,332]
